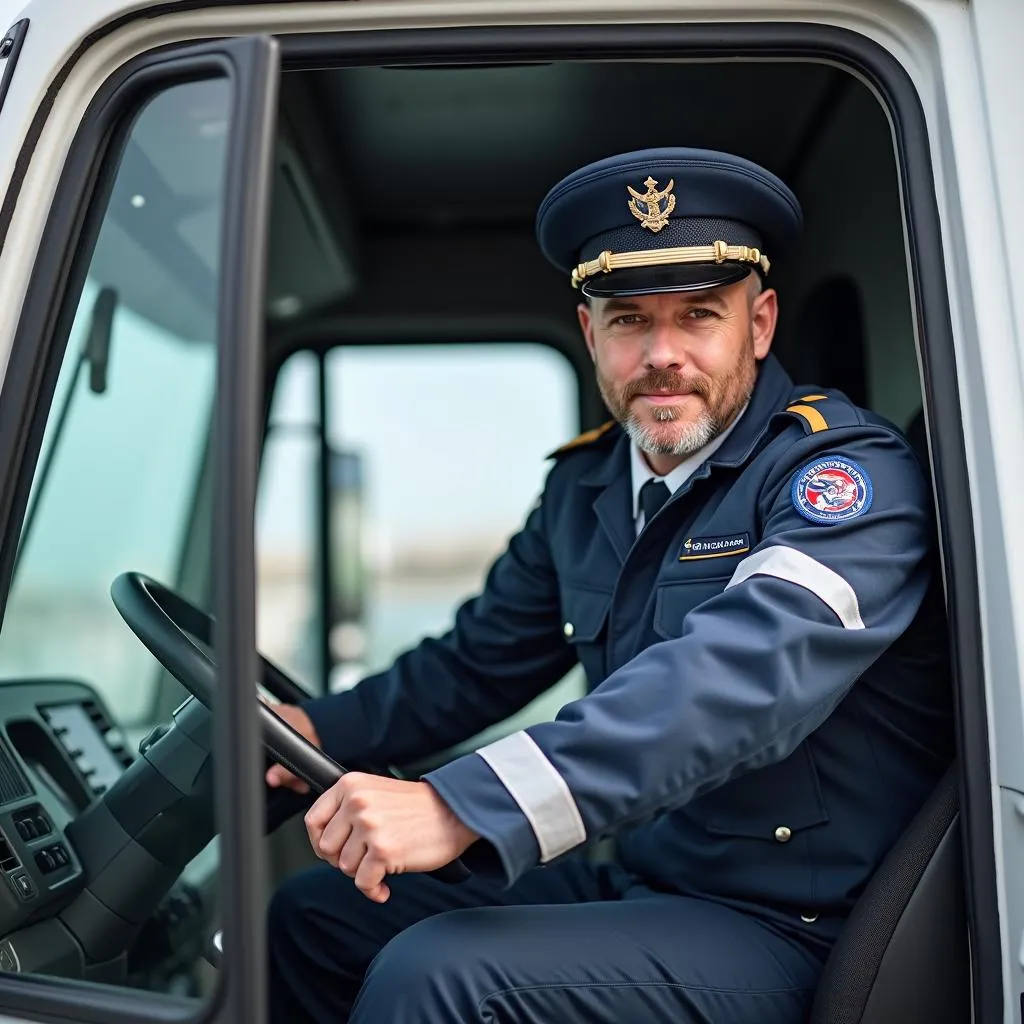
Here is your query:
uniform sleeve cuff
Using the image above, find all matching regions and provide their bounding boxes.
[425,730,589,885]
[424,752,541,886]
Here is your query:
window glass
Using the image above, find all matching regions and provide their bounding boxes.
[327,345,574,685]
[0,280,217,726]
[256,351,321,689]
[0,78,231,997]
[0,82,228,729]
[255,343,584,734]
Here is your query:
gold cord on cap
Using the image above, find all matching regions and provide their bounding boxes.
[571,242,770,289]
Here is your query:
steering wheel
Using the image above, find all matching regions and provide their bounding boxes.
[110,571,470,884]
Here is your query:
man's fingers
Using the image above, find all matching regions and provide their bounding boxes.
[317,814,354,863]
[265,764,309,794]
[354,852,390,903]
[304,788,343,853]
[337,834,366,878]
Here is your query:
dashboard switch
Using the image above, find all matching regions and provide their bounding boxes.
[12,808,52,845]
[33,843,69,874]
[9,872,33,901]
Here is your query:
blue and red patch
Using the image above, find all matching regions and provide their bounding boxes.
[791,457,873,524]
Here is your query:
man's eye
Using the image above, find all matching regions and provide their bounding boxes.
[609,314,644,326]
[687,308,717,319]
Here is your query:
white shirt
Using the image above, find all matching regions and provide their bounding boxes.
[630,406,748,535]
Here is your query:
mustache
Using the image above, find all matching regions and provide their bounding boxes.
[621,370,712,403]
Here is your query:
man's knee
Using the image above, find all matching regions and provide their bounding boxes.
[352,911,498,1021]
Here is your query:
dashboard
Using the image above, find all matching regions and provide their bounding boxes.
[0,681,126,925]
[0,679,211,985]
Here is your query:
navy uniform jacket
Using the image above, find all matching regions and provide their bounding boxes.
[303,354,954,937]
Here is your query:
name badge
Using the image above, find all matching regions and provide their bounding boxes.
[678,532,750,561]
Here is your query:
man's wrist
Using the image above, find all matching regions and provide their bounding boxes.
[424,780,480,851]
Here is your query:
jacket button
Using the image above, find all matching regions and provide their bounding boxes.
[773,826,792,843]
[563,622,575,638]
[801,913,819,923]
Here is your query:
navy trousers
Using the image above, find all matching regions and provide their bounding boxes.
[267,854,826,1024]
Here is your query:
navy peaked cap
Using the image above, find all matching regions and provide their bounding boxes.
[536,147,803,297]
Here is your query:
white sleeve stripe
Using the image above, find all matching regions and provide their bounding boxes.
[476,731,586,862]
[725,545,865,630]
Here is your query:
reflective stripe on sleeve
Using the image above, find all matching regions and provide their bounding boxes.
[476,731,587,862]
[726,545,865,630]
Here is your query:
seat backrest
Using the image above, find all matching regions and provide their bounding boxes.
[789,275,870,409]
[904,407,930,473]
[809,764,970,1024]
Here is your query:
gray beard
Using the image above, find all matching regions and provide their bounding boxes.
[624,406,719,457]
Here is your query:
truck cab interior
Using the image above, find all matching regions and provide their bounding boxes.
[0,42,971,1024]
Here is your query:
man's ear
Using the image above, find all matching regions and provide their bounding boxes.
[577,301,597,362]
[751,288,778,360]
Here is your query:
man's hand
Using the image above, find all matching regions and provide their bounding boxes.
[305,774,479,903]
[264,703,321,794]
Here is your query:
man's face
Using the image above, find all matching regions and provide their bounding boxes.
[577,276,778,462]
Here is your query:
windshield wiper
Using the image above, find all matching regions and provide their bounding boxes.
[12,287,118,579]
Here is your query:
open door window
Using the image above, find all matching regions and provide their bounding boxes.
[0,33,277,1024]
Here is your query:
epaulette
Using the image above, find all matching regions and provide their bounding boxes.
[781,392,861,435]
[547,420,617,459]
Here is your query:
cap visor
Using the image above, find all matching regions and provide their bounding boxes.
[580,262,752,298]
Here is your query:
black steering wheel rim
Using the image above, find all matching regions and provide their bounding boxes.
[110,571,470,884]
[110,571,309,708]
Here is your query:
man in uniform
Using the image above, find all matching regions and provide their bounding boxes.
[266,148,954,1024]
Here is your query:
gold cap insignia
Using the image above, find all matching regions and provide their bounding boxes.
[627,176,676,233]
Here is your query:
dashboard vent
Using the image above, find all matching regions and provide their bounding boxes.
[80,700,133,770]
[41,700,132,800]
[0,737,31,805]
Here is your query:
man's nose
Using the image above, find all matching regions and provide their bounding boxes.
[645,323,687,370]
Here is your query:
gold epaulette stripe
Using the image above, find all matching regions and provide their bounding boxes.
[786,403,829,433]
[549,420,615,457]
[799,394,828,402]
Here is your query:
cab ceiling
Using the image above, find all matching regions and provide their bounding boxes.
[268,60,846,332]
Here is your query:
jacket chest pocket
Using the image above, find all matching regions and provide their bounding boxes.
[560,584,612,685]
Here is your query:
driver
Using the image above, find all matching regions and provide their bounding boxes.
[265,147,954,1024]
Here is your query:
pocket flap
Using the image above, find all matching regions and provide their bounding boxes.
[699,745,830,839]
[560,585,612,643]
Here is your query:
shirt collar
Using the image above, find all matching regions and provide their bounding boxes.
[629,402,748,522]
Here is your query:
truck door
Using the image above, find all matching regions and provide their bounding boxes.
[0,33,278,1024]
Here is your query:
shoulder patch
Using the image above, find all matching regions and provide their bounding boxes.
[791,456,873,524]
[783,392,862,435]
[547,420,616,459]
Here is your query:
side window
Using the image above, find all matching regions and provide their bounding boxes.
[0,79,231,998]
[257,352,322,688]
[256,344,583,733]
[0,81,227,731]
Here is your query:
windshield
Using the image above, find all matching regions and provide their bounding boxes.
[0,81,226,728]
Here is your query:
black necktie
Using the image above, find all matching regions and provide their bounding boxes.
[639,479,671,527]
